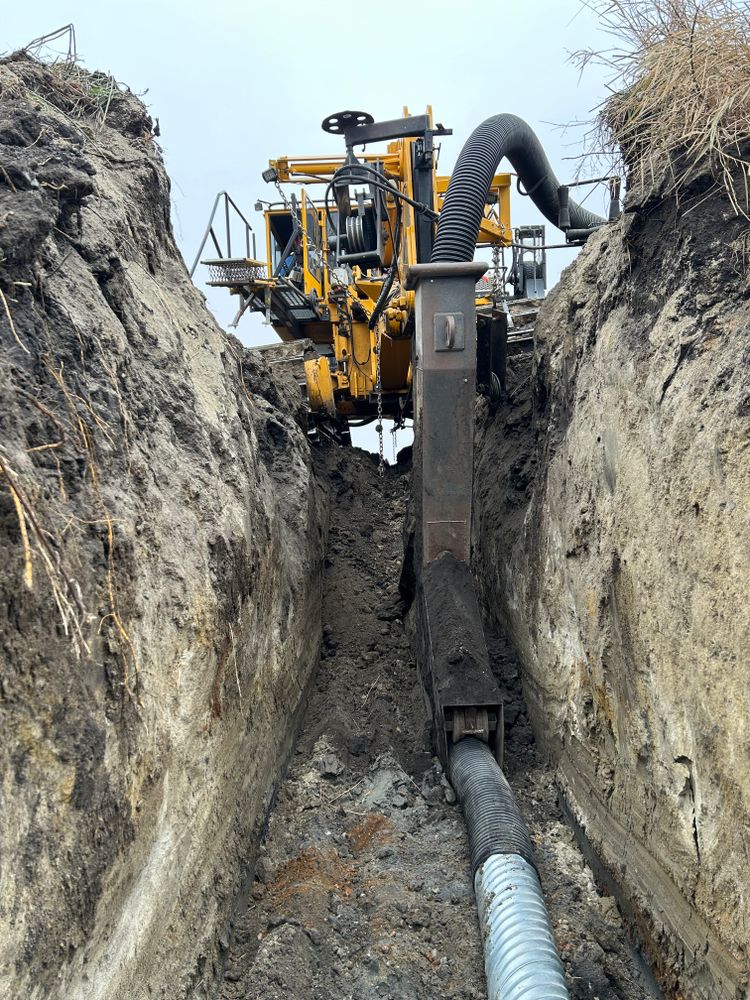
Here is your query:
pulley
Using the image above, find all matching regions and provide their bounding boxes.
[345,211,377,255]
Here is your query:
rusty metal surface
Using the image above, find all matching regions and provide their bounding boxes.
[412,262,486,565]
[416,552,503,768]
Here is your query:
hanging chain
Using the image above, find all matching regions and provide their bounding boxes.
[375,326,385,476]
[491,243,502,303]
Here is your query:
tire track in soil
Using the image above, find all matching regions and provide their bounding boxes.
[218,443,660,1000]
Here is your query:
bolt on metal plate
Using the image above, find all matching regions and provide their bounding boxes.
[434,312,465,352]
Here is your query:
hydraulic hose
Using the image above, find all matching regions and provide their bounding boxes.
[432,114,606,263]
[450,738,569,999]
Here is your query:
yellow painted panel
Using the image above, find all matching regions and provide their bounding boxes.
[304,357,335,417]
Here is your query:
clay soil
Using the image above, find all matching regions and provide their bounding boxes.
[216,442,660,1000]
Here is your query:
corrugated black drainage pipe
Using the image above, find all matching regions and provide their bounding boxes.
[450,738,570,999]
[431,113,606,263]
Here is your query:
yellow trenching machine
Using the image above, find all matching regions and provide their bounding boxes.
[194,106,617,761]
[195,110,620,996]
[194,109,533,444]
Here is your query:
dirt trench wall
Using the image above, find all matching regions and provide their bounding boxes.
[0,55,326,999]
[474,177,750,999]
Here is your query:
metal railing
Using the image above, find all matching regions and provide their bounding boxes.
[189,191,257,278]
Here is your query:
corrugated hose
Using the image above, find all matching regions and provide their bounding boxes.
[450,738,569,999]
[432,113,605,263]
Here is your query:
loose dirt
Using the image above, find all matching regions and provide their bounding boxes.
[217,442,660,1000]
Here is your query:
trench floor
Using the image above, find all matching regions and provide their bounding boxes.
[217,444,657,1000]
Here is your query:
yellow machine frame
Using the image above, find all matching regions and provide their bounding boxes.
[206,109,513,425]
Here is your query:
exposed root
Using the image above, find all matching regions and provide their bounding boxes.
[22,24,77,65]
[0,453,90,657]
[0,287,30,355]
[1,295,140,697]
[7,478,33,588]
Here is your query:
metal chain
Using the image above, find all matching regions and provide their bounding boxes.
[375,328,384,477]
[491,244,502,302]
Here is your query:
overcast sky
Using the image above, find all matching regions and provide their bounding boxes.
[4,1,614,452]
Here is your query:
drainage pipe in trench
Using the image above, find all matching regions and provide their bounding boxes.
[450,737,569,999]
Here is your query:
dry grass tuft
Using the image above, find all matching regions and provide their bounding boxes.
[9,23,120,134]
[26,61,119,134]
[575,1,750,213]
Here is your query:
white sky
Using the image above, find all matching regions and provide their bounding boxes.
[3,1,614,452]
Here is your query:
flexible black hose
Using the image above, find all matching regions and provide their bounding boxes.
[368,200,402,330]
[432,114,606,263]
[449,736,535,878]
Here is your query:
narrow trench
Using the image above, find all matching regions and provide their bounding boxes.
[217,443,661,1000]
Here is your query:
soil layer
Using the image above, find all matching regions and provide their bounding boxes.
[217,443,658,1000]
[474,169,750,998]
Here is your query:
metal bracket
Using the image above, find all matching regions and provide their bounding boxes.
[332,113,452,149]
[405,261,487,565]
[416,553,504,768]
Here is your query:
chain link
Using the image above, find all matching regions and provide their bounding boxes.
[375,326,385,477]
[491,244,502,303]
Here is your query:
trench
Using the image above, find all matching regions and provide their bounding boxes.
[3,45,749,1000]
[214,441,661,1000]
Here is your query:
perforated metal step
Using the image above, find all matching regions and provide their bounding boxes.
[203,258,268,285]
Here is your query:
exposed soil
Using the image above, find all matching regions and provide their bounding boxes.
[216,442,659,1000]
[0,52,325,1000]
[489,625,660,1000]
[474,169,750,999]
[217,445,485,1000]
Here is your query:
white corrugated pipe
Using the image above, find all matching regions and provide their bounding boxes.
[476,853,568,999]
[450,737,570,1000]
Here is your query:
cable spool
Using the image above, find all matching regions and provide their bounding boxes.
[345,211,377,254]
